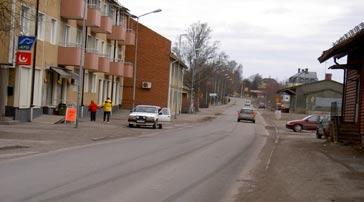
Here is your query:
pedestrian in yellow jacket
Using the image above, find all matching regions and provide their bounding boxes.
[103,97,112,123]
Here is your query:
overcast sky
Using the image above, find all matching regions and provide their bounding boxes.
[120,0,364,82]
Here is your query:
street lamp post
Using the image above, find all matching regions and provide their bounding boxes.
[131,9,162,109]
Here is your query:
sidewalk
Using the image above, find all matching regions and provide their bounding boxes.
[0,103,232,160]
[236,110,364,202]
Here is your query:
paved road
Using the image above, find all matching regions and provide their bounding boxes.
[0,99,267,202]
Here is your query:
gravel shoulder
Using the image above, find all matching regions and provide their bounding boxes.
[235,110,364,202]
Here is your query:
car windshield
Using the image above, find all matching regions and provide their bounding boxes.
[134,107,157,113]
[304,115,320,122]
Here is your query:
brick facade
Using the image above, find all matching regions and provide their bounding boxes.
[123,21,171,109]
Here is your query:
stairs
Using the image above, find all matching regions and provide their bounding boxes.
[338,123,361,144]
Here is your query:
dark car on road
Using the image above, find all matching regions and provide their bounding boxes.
[286,114,321,132]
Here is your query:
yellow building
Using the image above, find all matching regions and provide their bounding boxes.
[0,0,135,121]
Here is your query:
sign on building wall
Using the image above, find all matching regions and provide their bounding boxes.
[18,36,35,50]
[15,51,32,65]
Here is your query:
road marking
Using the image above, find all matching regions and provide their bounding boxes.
[265,145,276,171]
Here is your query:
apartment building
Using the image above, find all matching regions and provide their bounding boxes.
[123,20,173,110]
[0,0,135,121]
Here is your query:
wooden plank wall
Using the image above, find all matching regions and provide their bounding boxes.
[343,69,359,122]
[360,68,364,135]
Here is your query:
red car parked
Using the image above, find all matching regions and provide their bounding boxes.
[286,115,321,132]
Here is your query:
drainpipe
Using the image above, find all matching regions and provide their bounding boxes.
[81,27,88,108]
[111,9,119,104]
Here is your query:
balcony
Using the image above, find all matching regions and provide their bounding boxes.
[124,62,134,78]
[107,25,126,41]
[92,16,112,34]
[110,60,124,76]
[58,44,81,66]
[98,55,110,73]
[84,50,99,71]
[60,0,85,20]
[86,5,101,27]
[125,29,136,46]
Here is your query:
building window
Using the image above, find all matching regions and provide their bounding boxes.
[63,24,70,46]
[101,41,105,55]
[50,19,57,44]
[107,43,113,59]
[21,6,30,34]
[95,38,99,53]
[91,74,97,93]
[76,29,82,47]
[37,13,45,40]
[84,72,89,92]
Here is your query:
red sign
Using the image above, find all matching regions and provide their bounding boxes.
[65,107,77,122]
[16,51,32,65]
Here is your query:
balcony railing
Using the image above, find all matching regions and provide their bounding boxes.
[60,0,85,20]
[85,49,99,71]
[92,15,112,33]
[86,4,101,27]
[123,62,134,78]
[110,59,124,76]
[125,29,135,46]
[107,25,126,41]
[98,54,110,73]
[58,43,82,66]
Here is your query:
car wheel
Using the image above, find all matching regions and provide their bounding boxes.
[293,124,302,132]
[237,119,240,122]
[158,124,162,129]
[253,120,255,123]
[128,123,133,128]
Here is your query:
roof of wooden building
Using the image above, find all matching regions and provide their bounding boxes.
[318,23,364,63]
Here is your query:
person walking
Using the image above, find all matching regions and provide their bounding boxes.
[102,97,112,123]
[88,100,98,122]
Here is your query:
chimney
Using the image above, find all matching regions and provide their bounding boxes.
[325,73,332,81]
[298,68,301,73]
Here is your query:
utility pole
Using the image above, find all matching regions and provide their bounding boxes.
[29,0,40,121]
[75,0,88,128]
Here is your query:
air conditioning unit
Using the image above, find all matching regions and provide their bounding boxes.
[142,81,152,89]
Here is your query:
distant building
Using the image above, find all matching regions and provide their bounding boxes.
[279,75,343,114]
[287,68,318,87]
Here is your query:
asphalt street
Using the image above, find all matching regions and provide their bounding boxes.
[0,99,267,202]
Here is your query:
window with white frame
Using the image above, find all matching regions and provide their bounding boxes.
[95,38,99,53]
[76,29,82,46]
[50,19,57,44]
[21,6,30,34]
[117,46,123,61]
[63,24,70,46]
[37,13,45,40]
[101,41,105,55]
[84,72,89,92]
[107,43,112,59]
[90,74,97,93]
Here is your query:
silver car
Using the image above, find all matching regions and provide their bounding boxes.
[237,108,256,123]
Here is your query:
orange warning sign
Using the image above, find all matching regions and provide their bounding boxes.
[65,107,77,122]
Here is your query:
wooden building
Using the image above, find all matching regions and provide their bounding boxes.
[318,23,364,145]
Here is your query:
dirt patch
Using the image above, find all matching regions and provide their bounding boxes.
[200,116,216,122]
[235,110,364,202]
